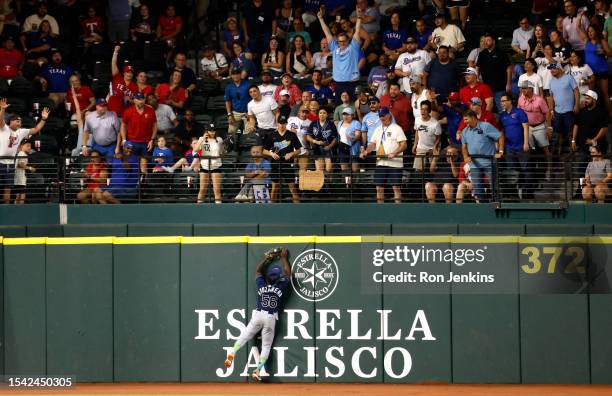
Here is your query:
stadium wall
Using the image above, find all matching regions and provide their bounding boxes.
[2,236,611,384]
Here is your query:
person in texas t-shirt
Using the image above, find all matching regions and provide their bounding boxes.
[109,45,138,118]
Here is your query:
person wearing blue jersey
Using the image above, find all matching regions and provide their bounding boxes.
[307,106,338,172]
[39,49,73,106]
[224,248,291,382]
[318,6,363,102]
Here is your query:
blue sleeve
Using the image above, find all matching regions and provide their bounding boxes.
[245,163,255,172]
[224,84,231,102]
[277,277,290,291]
[568,75,578,90]
[485,123,501,140]
[361,117,368,131]
[358,48,365,60]
[152,148,160,156]
[367,68,375,84]
[262,160,271,172]
[306,122,315,136]
[350,37,360,53]
[329,38,338,52]
[41,66,50,80]
[518,109,528,124]
[256,276,266,288]
[461,131,468,145]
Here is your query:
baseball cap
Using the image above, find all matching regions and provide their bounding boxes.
[369,96,380,103]
[585,90,599,101]
[231,67,242,74]
[463,67,478,76]
[470,97,482,106]
[342,107,354,115]
[207,123,216,130]
[406,37,417,44]
[50,48,61,55]
[448,92,460,102]
[267,266,282,281]
[409,75,422,85]
[281,72,292,78]
[95,98,108,106]
[518,80,534,89]
[133,92,145,100]
[379,107,391,117]
[19,138,31,146]
[279,89,290,96]
[546,63,562,70]
[261,69,272,76]
[278,115,288,124]
[123,65,134,73]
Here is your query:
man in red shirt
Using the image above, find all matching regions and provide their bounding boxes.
[0,37,23,79]
[380,81,412,136]
[109,45,138,118]
[459,67,494,112]
[119,92,157,173]
[66,75,95,119]
[157,5,183,45]
[457,97,499,139]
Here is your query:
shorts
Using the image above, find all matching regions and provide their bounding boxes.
[446,0,470,7]
[312,145,335,159]
[0,164,15,189]
[126,141,150,157]
[12,185,26,195]
[92,142,117,157]
[529,124,549,148]
[413,148,434,171]
[594,72,608,80]
[271,162,296,184]
[200,166,223,174]
[374,166,403,186]
[337,143,358,163]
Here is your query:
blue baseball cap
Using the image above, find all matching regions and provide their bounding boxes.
[267,267,282,282]
[547,63,561,70]
[95,98,108,106]
[379,107,391,117]
[124,141,134,149]
[133,92,145,100]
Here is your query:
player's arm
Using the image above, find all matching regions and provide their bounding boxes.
[280,248,291,277]
[255,256,269,278]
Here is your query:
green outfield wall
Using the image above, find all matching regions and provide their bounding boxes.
[2,235,611,384]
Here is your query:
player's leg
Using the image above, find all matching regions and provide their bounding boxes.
[225,311,263,367]
[252,315,277,381]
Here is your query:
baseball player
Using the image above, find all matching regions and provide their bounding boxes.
[224,248,291,381]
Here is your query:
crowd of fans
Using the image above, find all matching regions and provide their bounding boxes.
[0,0,610,204]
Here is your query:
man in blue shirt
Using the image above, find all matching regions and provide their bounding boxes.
[461,110,502,202]
[440,92,466,147]
[39,49,73,106]
[306,70,334,106]
[547,63,580,151]
[499,94,533,198]
[225,68,251,137]
[318,6,363,102]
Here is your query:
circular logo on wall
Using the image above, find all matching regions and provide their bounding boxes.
[291,249,339,302]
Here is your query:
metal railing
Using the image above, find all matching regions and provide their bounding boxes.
[0,153,609,204]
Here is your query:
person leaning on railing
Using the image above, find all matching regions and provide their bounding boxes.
[582,145,611,203]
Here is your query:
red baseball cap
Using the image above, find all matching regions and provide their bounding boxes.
[123,65,134,73]
[448,92,460,102]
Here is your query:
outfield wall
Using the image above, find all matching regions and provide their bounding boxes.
[2,236,611,384]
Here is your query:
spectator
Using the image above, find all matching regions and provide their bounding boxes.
[241,0,276,56]
[76,149,107,204]
[274,73,302,107]
[200,45,229,80]
[155,70,187,112]
[461,110,502,202]
[566,50,594,99]
[287,18,313,50]
[562,0,589,52]
[277,90,293,119]
[301,0,323,28]
[439,92,466,147]
[430,13,465,58]
[517,80,552,180]
[225,68,251,136]
[170,52,197,95]
[135,71,154,97]
[156,4,183,48]
[130,4,156,45]
[313,37,331,70]
[414,18,434,52]
[456,161,474,203]
[499,94,532,198]
[0,1,19,38]
[21,1,59,37]
[413,100,441,173]
[66,74,95,119]
[354,86,370,122]
[350,0,380,38]
[146,94,178,135]
[248,85,280,140]
[550,29,572,65]
[306,95,321,121]
[120,92,157,173]
[360,106,407,203]
[409,76,433,124]
[547,63,580,151]
[446,0,469,30]
[467,35,486,69]
[318,7,363,101]
[236,145,272,202]
[458,97,499,136]
[535,43,556,90]
[0,36,23,79]
[580,24,612,115]
[107,0,131,43]
[426,146,461,203]
[262,36,285,78]
[380,81,412,134]
[109,46,138,118]
[173,109,203,153]
[307,106,337,172]
[382,12,407,62]
[229,41,257,79]
[368,54,389,93]
[605,5,612,48]
[82,99,121,157]
[333,91,354,124]
[13,139,33,204]
[259,70,279,99]
[359,96,390,161]
[337,107,361,173]
[286,35,313,78]
[518,58,544,97]
[0,98,48,203]
[374,65,397,98]
[291,91,312,117]
[22,20,55,63]
[572,90,609,159]
[395,37,431,94]
[196,124,224,204]
[476,34,512,112]
[39,50,73,105]
[459,67,494,112]
[98,143,139,204]
[423,46,457,103]
[511,16,534,58]
[151,136,174,172]
[582,144,611,203]
[162,136,201,173]
[287,105,312,171]
[274,0,297,41]
[222,17,246,59]
[307,70,334,106]
[263,115,301,203]
[526,24,549,59]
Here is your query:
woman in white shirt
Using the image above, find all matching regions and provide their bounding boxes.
[196,126,224,203]
[337,107,362,173]
[287,105,312,170]
[565,50,595,99]
[261,36,285,78]
[536,43,556,91]
[518,58,544,96]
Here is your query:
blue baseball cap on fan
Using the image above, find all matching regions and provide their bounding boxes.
[379,107,391,117]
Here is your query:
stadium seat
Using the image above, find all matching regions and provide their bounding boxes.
[206,95,226,111]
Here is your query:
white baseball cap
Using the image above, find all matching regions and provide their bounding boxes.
[279,89,290,96]
[585,90,598,101]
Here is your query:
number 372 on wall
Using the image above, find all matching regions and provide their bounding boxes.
[520,246,586,274]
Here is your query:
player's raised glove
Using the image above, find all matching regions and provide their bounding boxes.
[264,247,283,260]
